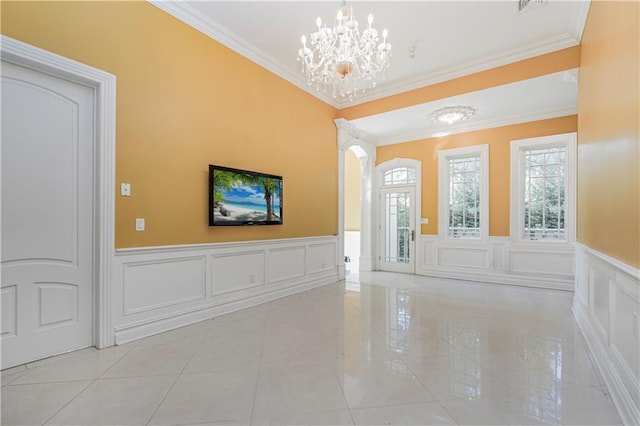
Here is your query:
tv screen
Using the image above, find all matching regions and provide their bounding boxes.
[209,165,283,226]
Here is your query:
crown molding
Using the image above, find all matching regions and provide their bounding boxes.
[375,105,577,146]
[343,33,579,108]
[148,0,341,108]
[334,0,590,108]
[568,0,591,43]
[149,0,589,111]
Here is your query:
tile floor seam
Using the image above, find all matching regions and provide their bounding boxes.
[307,287,357,426]
[248,309,268,426]
[434,399,462,426]
[95,349,128,380]
[4,378,99,387]
[144,375,183,426]
[145,344,202,425]
[404,361,442,403]
[40,379,95,426]
[325,331,357,426]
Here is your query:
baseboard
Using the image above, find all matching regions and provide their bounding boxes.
[417,266,574,291]
[114,274,336,345]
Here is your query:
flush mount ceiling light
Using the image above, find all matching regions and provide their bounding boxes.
[297,0,392,101]
[518,0,547,13]
[428,106,476,125]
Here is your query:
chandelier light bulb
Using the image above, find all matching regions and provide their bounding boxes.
[297,1,392,101]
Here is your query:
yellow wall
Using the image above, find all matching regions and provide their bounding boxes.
[344,149,361,231]
[578,0,639,268]
[376,116,578,236]
[340,47,580,120]
[1,1,338,248]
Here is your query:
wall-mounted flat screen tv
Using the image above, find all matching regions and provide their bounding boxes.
[209,164,283,226]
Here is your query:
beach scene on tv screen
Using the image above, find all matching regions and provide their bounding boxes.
[212,170,281,224]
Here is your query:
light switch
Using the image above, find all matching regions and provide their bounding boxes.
[121,183,131,197]
[421,218,430,225]
[135,218,145,231]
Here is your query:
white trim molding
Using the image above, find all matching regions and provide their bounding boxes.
[1,35,117,349]
[418,235,574,291]
[573,243,640,426]
[112,236,338,344]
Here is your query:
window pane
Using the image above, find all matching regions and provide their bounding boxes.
[384,191,411,263]
[448,156,480,238]
[523,146,566,240]
[383,170,393,185]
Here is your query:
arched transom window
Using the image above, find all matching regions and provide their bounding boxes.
[382,167,416,186]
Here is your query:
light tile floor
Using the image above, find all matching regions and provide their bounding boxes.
[1,272,623,425]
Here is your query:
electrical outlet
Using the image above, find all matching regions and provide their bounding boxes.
[121,183,131,197]
[135,218,145,231]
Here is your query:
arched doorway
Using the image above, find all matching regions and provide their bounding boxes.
[335,119,375,280]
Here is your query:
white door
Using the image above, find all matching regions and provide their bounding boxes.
[1,61,95,369]
[379,187,415,273]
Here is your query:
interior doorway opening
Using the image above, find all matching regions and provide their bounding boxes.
[335,118,375,282]
[344,148,362,280]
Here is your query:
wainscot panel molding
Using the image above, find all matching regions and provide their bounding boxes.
[573,243,640,426]
[417,235,574,291]
[113,236,338,344]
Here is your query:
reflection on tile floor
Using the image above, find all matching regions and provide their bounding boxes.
[1,272,623,425]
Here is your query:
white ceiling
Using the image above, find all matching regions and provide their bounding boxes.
[150,0,589,145]
[352,68,579,145]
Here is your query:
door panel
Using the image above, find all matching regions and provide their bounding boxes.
[1,61,95,368]
[379,187,415,273]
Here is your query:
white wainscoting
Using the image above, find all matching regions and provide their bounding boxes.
[112,236,338,344]
[572,243,640,426]
[418,235,574,291]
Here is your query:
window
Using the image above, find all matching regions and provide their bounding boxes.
[511,133,576,244]
[383,167,416,186]
[438,145,489,240]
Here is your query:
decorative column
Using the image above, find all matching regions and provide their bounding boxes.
[334,118,377,276]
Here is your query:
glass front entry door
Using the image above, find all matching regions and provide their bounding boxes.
[379,187,415,273]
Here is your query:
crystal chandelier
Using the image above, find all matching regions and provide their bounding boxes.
[428,106,476,125]
[297,1,392,101]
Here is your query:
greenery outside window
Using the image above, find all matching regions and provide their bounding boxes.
[511,133,576,245]
[438,145,489,241]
